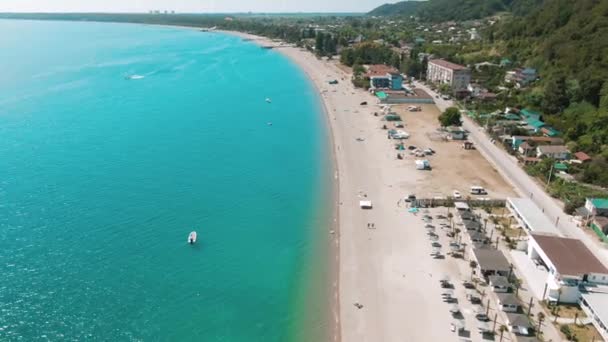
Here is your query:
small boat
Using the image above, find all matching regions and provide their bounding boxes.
[125,74,145,80]
[188,231,197,244]
[265,98,272,103]
[267,122,273,126]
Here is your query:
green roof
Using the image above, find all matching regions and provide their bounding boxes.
[526,118,545,129]
[376,92,388,100]
[543,127,560,137]
[521,109,541,119]
[554,163,568,171]
[591,198,608,209]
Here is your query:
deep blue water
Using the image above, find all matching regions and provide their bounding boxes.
[0,20,330,341]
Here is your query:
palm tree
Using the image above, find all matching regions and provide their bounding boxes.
[537,312,545,337]
[469,260,478,280]
[499,324,508,342]
[512,277,522,296]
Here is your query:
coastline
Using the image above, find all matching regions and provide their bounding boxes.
[4,19,534,342]
[217,31,343,342]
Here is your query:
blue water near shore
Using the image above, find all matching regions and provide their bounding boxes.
[0,20,330,341]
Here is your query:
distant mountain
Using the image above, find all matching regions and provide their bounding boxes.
[367,1,426,17]
[368,0,542,21]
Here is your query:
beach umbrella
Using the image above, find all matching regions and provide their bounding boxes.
[408,207,419,213]
[442,289,454,297]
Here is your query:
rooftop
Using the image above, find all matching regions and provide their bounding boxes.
[590,198,608,209]
[531,233,608,277]
[506,313,533,328]
[497,293,521,306]
[581,292,608,325]
[489,275,511,287]
[366,64,398,77]
[574,152,592,161]
[507,197,560,235]
[472,248,510,272]
[537,145,569,154]
[428,59,468,71]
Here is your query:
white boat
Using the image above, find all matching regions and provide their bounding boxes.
[188,231,197,244]
[126,74,145,80]
[265,98,272,103]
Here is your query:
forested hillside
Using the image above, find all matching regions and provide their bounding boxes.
[367,1,425,17]
[496,0,608,166]
[368,0,541,21]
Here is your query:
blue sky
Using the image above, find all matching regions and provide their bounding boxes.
[0,0,400,13]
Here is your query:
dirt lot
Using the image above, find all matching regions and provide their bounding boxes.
[385,103,516,199]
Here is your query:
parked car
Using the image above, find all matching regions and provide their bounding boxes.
[453,190,462,199]
[360,101,368,106]
[475,313,490,322]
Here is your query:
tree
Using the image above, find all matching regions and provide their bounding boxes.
[315,32,325,55]
[469,260,478,280]
[499,324,508,342]
[438,107,462,127]
[542,74,569,114]
[537,312,545,337]
[512,277,522,296]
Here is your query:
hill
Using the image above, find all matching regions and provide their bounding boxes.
[367,1,425,17]
[368,0,542,21]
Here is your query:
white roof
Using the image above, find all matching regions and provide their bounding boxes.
[581,292,608,326]
[455,202,470,210]
[507,197,560,235]
[359,200,372,208]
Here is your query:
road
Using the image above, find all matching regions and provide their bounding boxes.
[414,81,608,266]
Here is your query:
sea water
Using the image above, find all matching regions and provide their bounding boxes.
[0,20,331,341]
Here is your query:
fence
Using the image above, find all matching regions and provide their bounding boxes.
[412,198,507,208]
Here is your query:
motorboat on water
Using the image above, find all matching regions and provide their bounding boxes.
[188,231,197,244]
[125,74,145,80]
[265,98,272,103]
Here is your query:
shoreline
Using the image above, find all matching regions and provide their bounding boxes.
[218,31,344,342]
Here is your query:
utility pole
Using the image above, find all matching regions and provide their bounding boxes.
[546,162,555,188]
[527,297,534,316]
[486,299,491,315]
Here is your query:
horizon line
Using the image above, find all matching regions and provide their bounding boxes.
[0,11,366,15]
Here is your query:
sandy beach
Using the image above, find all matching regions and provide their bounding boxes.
[225,31,517,342]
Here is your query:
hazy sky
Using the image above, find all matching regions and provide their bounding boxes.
[0,0,398,13]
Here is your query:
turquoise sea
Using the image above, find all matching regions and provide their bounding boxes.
[0,20,331,341]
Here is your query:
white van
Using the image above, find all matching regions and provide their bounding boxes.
[470,186,487,195]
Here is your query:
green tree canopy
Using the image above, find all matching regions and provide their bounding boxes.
[438,107,462,127]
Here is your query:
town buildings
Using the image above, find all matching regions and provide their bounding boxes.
[505,68,537,88]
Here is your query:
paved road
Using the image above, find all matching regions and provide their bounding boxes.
[414,81,608,265]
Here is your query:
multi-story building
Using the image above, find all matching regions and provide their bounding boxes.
[426,59,471,94]
[366,65,402,90]
[527,233,608,303]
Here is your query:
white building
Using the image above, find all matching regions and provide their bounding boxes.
[580,290,608,341]
[527,233,608,303]
[506,197,561,235]
[426,59,471,93]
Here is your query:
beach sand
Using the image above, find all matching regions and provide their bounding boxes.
[225,32,516,342]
